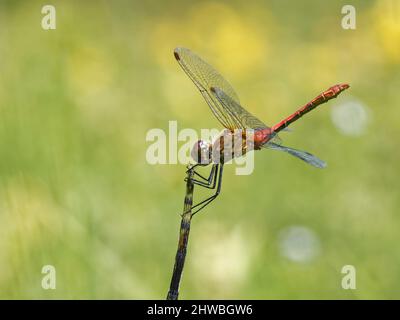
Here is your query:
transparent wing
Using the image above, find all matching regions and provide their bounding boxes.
[174,47,242,130]
[212,86,282,144]
[211,86,268,130]
[264,142,327,168]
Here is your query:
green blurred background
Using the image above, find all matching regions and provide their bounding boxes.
[0,0,399,299]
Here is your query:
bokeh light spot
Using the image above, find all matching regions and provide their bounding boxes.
[331,99,370,136]
[278,226,321,263]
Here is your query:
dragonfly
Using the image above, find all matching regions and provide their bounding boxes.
[174,47,349,215]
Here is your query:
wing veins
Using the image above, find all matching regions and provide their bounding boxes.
[177,59,235,129]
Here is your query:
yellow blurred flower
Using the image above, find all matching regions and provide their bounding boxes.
[150,2,269,74]
[67,45,114,97]
[373,0,400,63]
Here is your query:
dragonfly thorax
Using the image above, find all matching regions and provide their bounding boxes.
[192,130,257,165]
[191,140,212,165]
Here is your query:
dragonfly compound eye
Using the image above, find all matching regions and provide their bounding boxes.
[191,140,212,165]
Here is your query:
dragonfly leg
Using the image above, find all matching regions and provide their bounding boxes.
[185,164,218,189]
[186,163,202,173]
[192,169,210,182]
[191,164,224,216]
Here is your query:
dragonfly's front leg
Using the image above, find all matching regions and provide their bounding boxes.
[185,164,218,189]
[191,164,224,216]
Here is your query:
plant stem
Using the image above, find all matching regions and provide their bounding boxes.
[166,168,195,300]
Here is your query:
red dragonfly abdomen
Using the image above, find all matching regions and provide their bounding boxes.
[272,84,349,133]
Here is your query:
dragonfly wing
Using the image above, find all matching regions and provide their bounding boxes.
[211,86,282,144]
[264,142,327,168]
[174,47,241,130]
[211,87,267,130]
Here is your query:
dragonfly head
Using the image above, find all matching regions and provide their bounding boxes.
[191,140,212,165]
